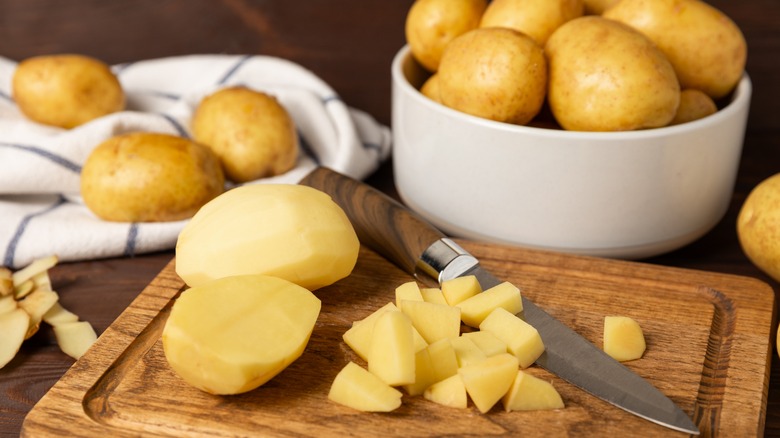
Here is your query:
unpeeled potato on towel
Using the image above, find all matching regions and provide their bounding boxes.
[12,54,125,129]
[192,86,298,183]
[80,132,225,222]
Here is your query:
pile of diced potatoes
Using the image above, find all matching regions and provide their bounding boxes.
[328,276,647,414]
[328,276,563,413]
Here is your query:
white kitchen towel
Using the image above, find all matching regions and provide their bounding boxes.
[0,54,392,269]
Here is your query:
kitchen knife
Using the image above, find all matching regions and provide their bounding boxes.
[300,166,699,435]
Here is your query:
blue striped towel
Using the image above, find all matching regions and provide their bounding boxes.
[0,54,392,269]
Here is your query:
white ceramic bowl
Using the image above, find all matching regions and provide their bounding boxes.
[391,45,752,259]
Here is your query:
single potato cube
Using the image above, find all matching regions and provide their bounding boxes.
[343,303,426,361]
[458,353,519,413]
[162,275,321,395]
[457,281,523,328]
[502,370,564,412]
[451,335,487,368]
[368,310,416,386]
[426,338,460,383]
[480,308,544,368]
[603,316,646,362]
[403,347,436,396]
[53,321,97,360]
[0,308,30,369]
[395,281,424,311]
[441,275,482,306]
[420,287,448,305]
[462,330,507,357]
[401,300,461,344]
[424,374,468,409]
[328,362,403,412]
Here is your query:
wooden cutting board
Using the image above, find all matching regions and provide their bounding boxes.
[21,242,775,437]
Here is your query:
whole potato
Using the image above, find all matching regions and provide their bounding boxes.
[670,89,717,125]
[479,0,584,46]
[604,0,747,99]
[545,16,680,131]
[81,132,224,222]
[192,87,298,183]
[12,54,125,129]
[419,74,441,103]
[438,27,547,125]
[737,173,780,283]
[405,0,488,72]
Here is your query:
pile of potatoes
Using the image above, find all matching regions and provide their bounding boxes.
[406,0,747,132]
[12,54,298,222]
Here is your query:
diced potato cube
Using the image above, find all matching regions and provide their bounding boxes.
[441,275,481,306]
[426,338,460,383]
[603,316,646,362]
[395,281,424,311]
[400,300,461,344]
[53,321,97,360]
[368,310,416,386]
[328,362,402,412]
[462,330,507,357]
[343,302,426,361]
[480,308,544,368]
[502,370,564,412]
[458,353,519,413]
[403,348,436,396]
[420,287,448,305]
[424,374,468,409]
[457,281,523,328]
[451,335,487,368]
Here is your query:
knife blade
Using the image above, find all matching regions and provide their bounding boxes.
[299,166,699,435]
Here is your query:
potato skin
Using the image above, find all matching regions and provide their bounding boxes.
[604,0,747,99]
[545,16,680,131]
[479,0,584,47]
[12,54,125,129]
[192,87,298,183]
[438,27,547,125]
[80,132,224,222]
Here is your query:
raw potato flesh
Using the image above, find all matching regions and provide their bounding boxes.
[400,300,461,343]
[328,362,403,412]
[176,184,359,291]
[367,311,416,386]
[424,374,468,409]
[456,281,523,327]
[459,353,519,413]
[502,370,564,411]
[479,307,545,368]
[162,275,321,395]
[342,302,427,361]
[395,281,424,311]
[441,275,481,306]
[603,316,646,362]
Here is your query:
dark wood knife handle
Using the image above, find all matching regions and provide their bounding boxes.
[299,167,445,275]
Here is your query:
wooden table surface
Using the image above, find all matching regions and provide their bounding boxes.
[0,1,778,436]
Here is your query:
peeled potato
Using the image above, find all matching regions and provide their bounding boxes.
[192,86,298,183]
[80,132,225,222]
[12,54,125,129]
[162,275,321,395]
[175,184,359,290]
